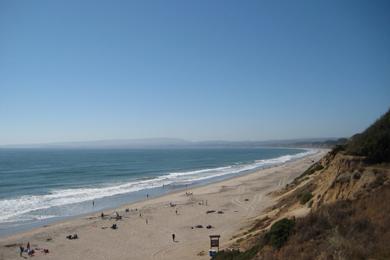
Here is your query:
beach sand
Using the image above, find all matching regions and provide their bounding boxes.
[0,150,326,260]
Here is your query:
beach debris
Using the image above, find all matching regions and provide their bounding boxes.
[195,225,203,228]
[244,198,249,201]
[66,234,78,240]
[4,243,19,248]
[111,224,118,230]
[46,237,52,242]
[217,211,224,214]
[206,225,213,229]
[197,250,206,256]
[206,210,216,214]
[125,208,130,212]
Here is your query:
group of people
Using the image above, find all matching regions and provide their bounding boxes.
[19,242,32,257]
[19,242,49,257]
[96,199,180,246]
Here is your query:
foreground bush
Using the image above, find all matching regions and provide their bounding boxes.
[264,218,295,249]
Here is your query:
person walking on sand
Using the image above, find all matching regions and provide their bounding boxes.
[172,233,175,242]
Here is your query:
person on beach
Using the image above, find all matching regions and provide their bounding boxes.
[172,233,175,242]
[175,209,178,215]
[147,193,149,199]
[92,200,95,207]
[146,218,148,224]
[19,246,24,257]
[27,242,30,250]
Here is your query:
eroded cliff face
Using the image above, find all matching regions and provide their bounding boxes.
[256,151,390,260]
[308,152,389,209]
[221,150,390,260]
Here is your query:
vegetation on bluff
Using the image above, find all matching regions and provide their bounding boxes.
[345,108,390,163]
[214,218,295,260]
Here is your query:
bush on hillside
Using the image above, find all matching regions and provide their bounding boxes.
[345,109,390,163]
[298,191,313,205]
[264,218,295,249]
[214,244,263,260]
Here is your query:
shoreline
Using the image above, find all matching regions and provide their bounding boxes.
[0,149,327,260]
[0,148,313,238]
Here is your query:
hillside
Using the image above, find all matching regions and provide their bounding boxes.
[215,109,390,260]
[345,109,390,163]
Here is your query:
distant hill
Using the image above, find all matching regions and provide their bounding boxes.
[0,138,192,149]
[0,137,344,149]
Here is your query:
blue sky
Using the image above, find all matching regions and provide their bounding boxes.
[1,0,389,145]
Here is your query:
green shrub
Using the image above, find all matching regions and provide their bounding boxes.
[214,244,262,260]
[295,163,324,181]
[345,109,390,163]
[264,218,295,249]
[299,191,313,205]
[214,249,242,260]
[215,219,295,258]
[329,144,345,157]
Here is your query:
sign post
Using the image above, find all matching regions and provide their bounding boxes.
[209,235,220,258]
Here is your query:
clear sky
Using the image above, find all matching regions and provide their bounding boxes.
[1,0,389,145]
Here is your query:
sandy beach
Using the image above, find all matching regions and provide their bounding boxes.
[0,150,326,260]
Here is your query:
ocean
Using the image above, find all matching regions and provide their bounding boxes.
[0,147,313,236]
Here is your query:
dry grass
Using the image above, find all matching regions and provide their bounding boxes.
[257,184,390,260]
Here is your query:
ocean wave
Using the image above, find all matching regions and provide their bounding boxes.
[0,149,316,223]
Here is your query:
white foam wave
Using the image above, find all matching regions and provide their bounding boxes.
[0,149,316,223]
